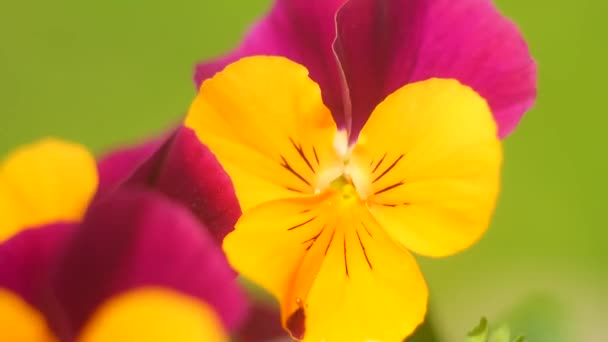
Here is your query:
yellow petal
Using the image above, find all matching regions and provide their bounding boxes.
[185,56,342,212]
[0,288,57,342]
[0,139,98,242]
[79,287,227,342]
[349,78,502,257]
[224,193,428,341]
[302,200,428,342]
[222,194,333,326]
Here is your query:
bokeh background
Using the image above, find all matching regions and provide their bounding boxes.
[1,1,605,341]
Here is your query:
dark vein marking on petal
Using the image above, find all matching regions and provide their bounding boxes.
[361,222,373,237]
[289,137,315,173]
[325,230,336,255]
[286,186,305,193]
[373,154,405,183]
[344,233,349,277]
[374,181,405,195]
[299,209,312,214]
[288,217,316,231]
[303,225,326,251]
[372,153,387,174]
[381,202,411,207]
[312,146,320,166]
[280,155,311,187]
[356,230,373,270]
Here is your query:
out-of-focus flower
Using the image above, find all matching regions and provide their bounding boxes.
[98,133,289,342]
[186,56,501,341]
[195,0,536,139]
[97,127,241,244]
[0,139,98,243]
[0,139,247,341]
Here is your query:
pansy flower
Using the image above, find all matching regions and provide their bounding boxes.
[0,139,247,340]
[186,55,501,341]
[187,0,535,340]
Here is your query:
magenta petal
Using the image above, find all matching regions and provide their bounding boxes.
[96,137,164,198]
[335,0,537,138]
[0,224,74,313]
[194,0,351,128]
[128,127,240,244]
[51,189,248,337]
[235,301,287,342]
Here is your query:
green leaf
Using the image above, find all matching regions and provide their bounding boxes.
[489,325,511,342]
[467,317,489,342]
[466,317,527,342]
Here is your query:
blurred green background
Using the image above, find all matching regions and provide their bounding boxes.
[1,1,605,341]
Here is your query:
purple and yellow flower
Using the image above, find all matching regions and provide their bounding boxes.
[186,55,500,342]
[0,139,247,341]
[184,0,536,341]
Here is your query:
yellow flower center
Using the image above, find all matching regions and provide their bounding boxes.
[330,175,359,201]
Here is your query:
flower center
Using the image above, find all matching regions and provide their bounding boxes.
[329,175,359,201]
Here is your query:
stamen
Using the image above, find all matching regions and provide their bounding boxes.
[288,217,316,231]
[373,154,405,183]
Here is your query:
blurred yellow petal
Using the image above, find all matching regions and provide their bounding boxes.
[225,192,428,341]
[79,287,227,342]
[349,78,502,257]
[0,288,56,342]
[185,56,342,212]
[0,139,98,242]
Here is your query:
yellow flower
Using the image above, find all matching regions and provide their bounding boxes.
[0,139,97,242]
[186,56,502,341]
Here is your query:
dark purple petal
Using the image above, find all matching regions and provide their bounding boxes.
[194,0,351,129]
[96,137,164,198]
[50,189,248,338]
[128,127,240,244]
[335,0,536,138]
[0,224,75,335]
[234,300,287,342]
